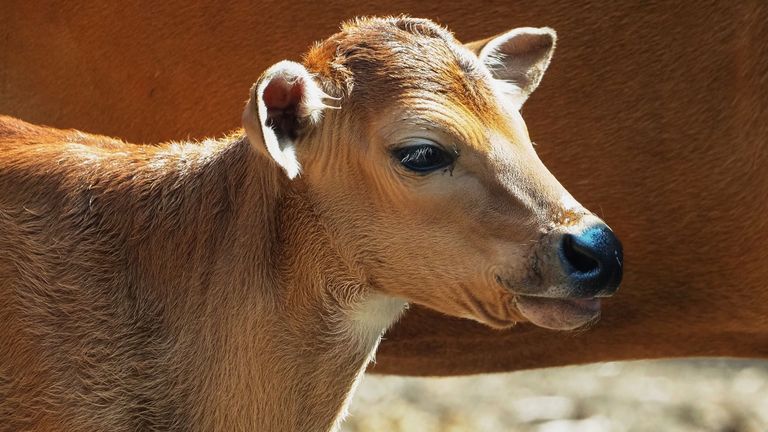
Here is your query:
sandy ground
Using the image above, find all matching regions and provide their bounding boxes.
[342,359,768,432]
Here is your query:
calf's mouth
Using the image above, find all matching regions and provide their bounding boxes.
[496,219,623,330]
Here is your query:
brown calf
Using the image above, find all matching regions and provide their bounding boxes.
[2,1,766,376]
[0,18,621,430]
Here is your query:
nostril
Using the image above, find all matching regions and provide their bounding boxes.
[561,234,600,274]
[558,223,623,298]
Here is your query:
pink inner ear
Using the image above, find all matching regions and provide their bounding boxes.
[262,76,305,110]
[501,33,552,57]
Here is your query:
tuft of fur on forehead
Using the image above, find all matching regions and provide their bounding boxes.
[303,16,497,115]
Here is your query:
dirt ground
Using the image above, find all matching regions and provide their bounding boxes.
[343,359,768,432]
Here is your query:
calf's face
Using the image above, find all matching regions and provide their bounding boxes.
[243,18,622,330]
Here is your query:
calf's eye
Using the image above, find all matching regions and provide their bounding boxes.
[394,141,455,173]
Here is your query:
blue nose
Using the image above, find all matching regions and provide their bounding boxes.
[559,223,623,298]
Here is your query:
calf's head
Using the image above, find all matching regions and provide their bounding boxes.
[243,17,622,330]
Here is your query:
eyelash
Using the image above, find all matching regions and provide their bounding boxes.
[392,140,457,174]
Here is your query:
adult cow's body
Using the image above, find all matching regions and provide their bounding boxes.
[2,2,768,375]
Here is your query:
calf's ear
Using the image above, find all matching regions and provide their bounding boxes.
[242,61,331,179]
[467,27,556,107]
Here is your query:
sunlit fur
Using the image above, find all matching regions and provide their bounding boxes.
[0,17,601,431]
[0,115,413,430]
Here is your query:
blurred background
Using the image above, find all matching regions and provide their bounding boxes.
[343,360,768,432]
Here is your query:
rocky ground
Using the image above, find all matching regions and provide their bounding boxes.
[343,359,768,432]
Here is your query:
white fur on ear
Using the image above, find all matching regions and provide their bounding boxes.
[242,60,336,179]
[473,27,556,106]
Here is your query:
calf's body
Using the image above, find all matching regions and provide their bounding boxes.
[0,117,399,430]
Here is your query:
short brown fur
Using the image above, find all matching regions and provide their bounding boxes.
[1,18,601,430]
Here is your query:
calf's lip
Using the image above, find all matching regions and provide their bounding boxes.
[514,295,601,330]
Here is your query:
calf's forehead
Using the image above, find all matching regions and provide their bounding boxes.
[304,17,511,138]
